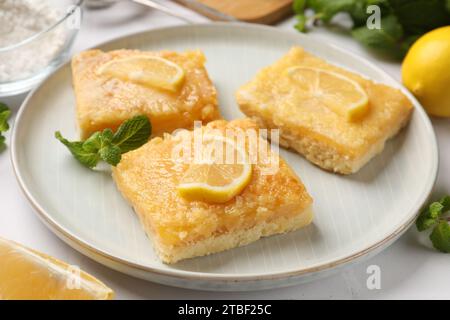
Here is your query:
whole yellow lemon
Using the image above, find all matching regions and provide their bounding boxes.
[402,26,450,117]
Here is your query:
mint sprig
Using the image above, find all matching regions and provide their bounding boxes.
[293,0,450,59]
[429,221,450,253]
[352,14,405,58]
[416,196,450,253]
[55,115,151,168]
[0,102,11,152]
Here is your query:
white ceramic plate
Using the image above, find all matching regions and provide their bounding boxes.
[11,23,438,291]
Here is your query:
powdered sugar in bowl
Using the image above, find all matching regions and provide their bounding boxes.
[0,0,83,97]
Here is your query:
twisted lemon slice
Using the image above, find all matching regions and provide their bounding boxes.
[0,237,114,300]
[287,66,369,121]
[178,136,252,204]
[98,55,185,92]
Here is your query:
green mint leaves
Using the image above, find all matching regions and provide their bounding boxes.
[110,115,153,153]
[430,221,450,253]
[0,102,11,152]
[293,0,450,59]
[55,115,151,169]
[0,103,10,132]
[416,196,450,253]
[352,14,405,58]
[416,196,450,231]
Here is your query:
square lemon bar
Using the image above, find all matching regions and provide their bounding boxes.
[112,119,313,264]
[236,47,413,174]
[72,49,220,139]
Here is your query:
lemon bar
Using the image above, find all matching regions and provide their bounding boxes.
[236,47,413,174]
[112,119,313,264]
[72,49,220,139]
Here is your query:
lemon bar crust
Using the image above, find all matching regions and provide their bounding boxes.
[112,119,313,264]
[249,108,411,174]
[155,206,313,264]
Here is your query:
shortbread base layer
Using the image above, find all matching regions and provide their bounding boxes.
[247,111,412,175]
[154,206,313,264]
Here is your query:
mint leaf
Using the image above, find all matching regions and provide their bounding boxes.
[100,128,114,145]
[416,202,444,231]
[348,1,370,27]
[112,115,151,153]
[55,131,101,168]
[416,196,450,232]
[307,0,356,22]
[0,135,5,152]
[0,103,11,152]
[389,0,450,35]
[293,0,306,13]
[82,131,102,153]
[417,196,450,253]
[352,15,404,55]
[292,0,309,32]
[440,195,450,212]
[429,221,450,253]
[99,144,121,166]
[0,102,11,133]
[55,115,152,169]
[350,0,392,27]
[295,13,307,32]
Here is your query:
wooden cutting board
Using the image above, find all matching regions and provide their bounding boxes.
[175,0,293,25]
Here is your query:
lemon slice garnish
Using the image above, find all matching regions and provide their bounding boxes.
[178,136,252,204]
[97,55,185,92]
[0,237,114,300]
[287,66,369,121]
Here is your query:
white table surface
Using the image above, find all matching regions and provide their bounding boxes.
[1,1,449,300]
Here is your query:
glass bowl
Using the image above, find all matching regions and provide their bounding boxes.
[0,0,84,97]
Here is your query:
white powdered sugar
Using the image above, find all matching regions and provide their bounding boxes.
[0,0,67,82]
